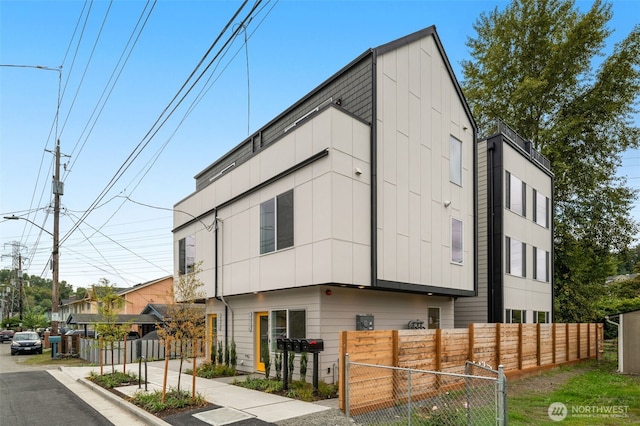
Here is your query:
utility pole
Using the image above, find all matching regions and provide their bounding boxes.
[18,253,23,321]
[52,139,62,335]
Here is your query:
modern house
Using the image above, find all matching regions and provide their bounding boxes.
[174,25,478,382]
[455,120,554,326]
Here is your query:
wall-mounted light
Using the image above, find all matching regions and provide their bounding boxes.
[444,200,451,207]
[355,167,363,175]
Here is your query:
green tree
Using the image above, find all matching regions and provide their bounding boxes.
[21,307,49,330]
[93,282,128,374]
[462,0,640,322]
[157,263,206,393]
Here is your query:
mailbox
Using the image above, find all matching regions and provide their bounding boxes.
[292,339,302,353]
[301,338,324,353]
[49,335,61,359]
[284,338,294,352]
[276,338,285,351]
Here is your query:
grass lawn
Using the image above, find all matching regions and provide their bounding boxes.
[509,360,640,425]
[18,348,94,367]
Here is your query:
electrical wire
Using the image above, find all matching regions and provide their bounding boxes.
[59,0,256,246]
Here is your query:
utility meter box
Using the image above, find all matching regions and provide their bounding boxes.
[356,314,374,330]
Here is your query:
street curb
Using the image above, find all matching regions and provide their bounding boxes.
[75,374,172,426]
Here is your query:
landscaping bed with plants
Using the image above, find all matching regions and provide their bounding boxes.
[87,370,212,418]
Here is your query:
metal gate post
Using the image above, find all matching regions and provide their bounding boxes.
[345,353,350,418]
[497,365,507,426]
[407,369,412,426]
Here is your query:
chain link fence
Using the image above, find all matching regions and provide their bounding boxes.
[345,355,507,425]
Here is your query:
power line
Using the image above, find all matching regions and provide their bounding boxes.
[59,0,256,246]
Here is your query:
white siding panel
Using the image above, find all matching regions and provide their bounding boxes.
[333,173,353,241]
[332,239,353,284]
[313,239,332,284]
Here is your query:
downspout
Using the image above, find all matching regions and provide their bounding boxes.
[216,217,234,343]
[370,50,378,288]
[487,140,495,322]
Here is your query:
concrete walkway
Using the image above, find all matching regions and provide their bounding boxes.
[52,358,345,426]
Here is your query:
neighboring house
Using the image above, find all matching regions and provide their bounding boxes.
[455,120,554,326]
[118,275,173,314]
[173,26,477,381]
[62,276,174,335]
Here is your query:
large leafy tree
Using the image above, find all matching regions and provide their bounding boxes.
[462,0,640,322]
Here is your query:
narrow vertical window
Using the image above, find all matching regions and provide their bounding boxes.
[534,189,549,228]
[451,218,463,264]
[534,247,550,282]
[507,236,525,277]
[178,234,195,274]
[506,171,525,216]
[450,136,462,186]
[276,190,294,249]
[260,190,294,254]
[428,307,441,329]
[260,198,275,254]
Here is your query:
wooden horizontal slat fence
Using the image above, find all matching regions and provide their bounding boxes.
[339,322,603,412]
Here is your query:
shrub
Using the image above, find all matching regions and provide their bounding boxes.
[217,340,224,365]
[299,352,308,382]
[230,340,237,369]
[288,352,295,383]
[275,352,282,381]
[262,346,271,379]
[132,388,206,413]
[88,371,137,389]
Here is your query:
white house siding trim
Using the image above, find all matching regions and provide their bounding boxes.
[375,33,475,295]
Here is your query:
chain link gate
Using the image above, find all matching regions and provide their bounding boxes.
[345,355,507,425]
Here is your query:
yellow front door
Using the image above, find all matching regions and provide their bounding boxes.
[255,312,268,372]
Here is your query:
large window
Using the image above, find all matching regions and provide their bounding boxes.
[260,190,294,254]
[506,236,526,277]
[270,309,306,348]
[534,247,550,282]
[178,234,195,274]
[505,309,526,323]
[450,136,462,186]
[451,218,463,264]
[506,171,526,216]
[533,311,550,323]
[533,189,549,228]
[428,307,440,329]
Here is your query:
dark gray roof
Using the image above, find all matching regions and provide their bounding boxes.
[66,313,160,325]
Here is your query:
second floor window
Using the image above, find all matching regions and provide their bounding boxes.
[506,171,525,216]
[533,189,550,228]
[450,136,462,186]
[260,190,294,254]
[506,236,526,277]
[534,247,550,282]
[178,234,195,274]
[451,218,463,264]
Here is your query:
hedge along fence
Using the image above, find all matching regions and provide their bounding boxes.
[338,323,604,412]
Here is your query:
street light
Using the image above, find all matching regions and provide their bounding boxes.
[4,215,59,333]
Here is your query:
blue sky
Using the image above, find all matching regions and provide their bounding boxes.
[1,0,638,291]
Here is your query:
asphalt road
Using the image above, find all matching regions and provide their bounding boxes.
[0,340,113,426]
